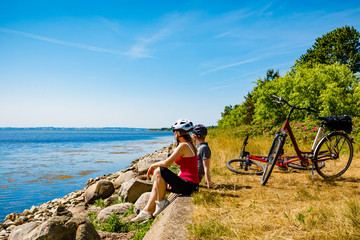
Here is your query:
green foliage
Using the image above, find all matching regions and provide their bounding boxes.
[295,26,360,73]
[131,220,154,240]
[242,93,255,124]
[168,162,180,174]
[88,207,154,239]
[264,69,280,81]
[214,116,360,152]
[218,105,243,128]
[218,27,360,131]
[252,63,359,122]
[94,198,106,208]
[296,212,307,224]
[221,105,236,118]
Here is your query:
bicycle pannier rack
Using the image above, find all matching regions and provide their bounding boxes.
[324,115,353,134]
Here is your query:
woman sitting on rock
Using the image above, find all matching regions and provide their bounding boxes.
[131,119,199,222]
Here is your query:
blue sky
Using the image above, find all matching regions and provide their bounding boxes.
[1,1,360,128]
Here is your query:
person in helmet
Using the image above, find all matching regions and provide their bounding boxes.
[193,124,212,189]
[131,119,199,222]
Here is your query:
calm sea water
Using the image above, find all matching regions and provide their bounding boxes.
[0,129,174,221]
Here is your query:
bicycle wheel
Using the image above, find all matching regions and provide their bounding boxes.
[314,132,353,179]
[226,158,264,175]
[287,161,325,170]
[261,135,285,186]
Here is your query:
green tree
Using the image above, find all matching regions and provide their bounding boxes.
[295,26,360,73]
[242,93,255,124]
[264,69,280,82]
[221,105,234,118]
[218,105,244,128]
[252,63,359,122]
[217,69,280,128]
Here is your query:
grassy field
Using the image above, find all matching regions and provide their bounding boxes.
[189,133,360,240]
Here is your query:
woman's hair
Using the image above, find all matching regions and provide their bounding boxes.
[176,129,198,156]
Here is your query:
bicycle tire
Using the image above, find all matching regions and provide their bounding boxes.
[287,161,325,170]
[314,132,353,179]
[226,158,264,175]
[261,135,285,186]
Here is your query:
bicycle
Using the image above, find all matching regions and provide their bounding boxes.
[226,96,354,185]
[226,135,325,176]
[261,96,354,185]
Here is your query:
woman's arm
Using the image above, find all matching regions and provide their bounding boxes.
[146,143,186,179]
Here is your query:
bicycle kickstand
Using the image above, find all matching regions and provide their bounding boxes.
[311,164,315,182]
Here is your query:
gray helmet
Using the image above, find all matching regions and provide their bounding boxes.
[193,124,207,138]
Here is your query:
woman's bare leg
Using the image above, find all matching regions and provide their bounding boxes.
[143,168,167,214]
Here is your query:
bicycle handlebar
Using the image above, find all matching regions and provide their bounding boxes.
[271,95,317,114]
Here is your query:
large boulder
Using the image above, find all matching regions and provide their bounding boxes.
[113,170,137,188]
[85,180,115,204]
[134,192,151,213]
[73,219,100,240]
[119,178,153,203]
[143,196,192,240]
[68,203,87,216]
[18,215,100,240]
[97,203,132,222]
[8,222,41,240]
[135,157,161,175]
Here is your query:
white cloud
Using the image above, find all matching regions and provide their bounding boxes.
[0,27,124,55]
[200,58,258,75]
[124,12,195,58]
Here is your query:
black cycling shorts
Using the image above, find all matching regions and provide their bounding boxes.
[159,166,199,195]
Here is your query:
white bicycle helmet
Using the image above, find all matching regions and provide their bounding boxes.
[172,119,194,132]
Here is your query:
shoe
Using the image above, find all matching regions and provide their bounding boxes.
[130,210,151,222]
[153,199,170,217]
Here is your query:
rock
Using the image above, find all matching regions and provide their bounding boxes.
[54,205,73,217]
[7,225,16,233]
[5,213,19,222]
[76,221,101,240]
[28,215,72,239]
[3,220,13,228]
[134,192,151,212]
[119,178,153,203]
[96,230,135,240]
[30,206,38,214]
[22,215,100,240]
[113,171,137,188]
[68,203,87,216]
[97,203,132,222]
[85,180,115,204]
[135,157,162,175]
[0,229,7,236]
[13,217,24,226]
[143,196,192,240]
[8,222,41,240]
[104,194,120,207]
[22,209,31,216]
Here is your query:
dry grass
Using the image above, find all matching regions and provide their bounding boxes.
[189,134,360,240]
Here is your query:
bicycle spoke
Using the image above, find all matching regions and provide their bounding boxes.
[226,159,264,175]
[315,133,353,179]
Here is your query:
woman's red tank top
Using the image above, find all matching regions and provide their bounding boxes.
[175,143,199,184]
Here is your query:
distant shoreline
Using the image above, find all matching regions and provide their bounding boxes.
[0,127,154,131]
[0,127,212,131]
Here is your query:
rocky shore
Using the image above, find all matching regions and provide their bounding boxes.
[0,144,175,240]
